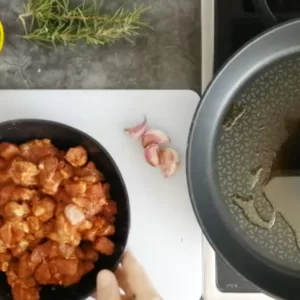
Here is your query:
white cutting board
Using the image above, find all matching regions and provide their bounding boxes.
[0,90,202,300]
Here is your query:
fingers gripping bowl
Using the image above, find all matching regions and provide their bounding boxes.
[0,120,130,300]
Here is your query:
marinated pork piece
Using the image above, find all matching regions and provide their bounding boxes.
[93,237,114,255]
[38,157,62,195]
[74,162,104,183]
[65,146,87,167]
[32,197,55,222]
[0,143,20,160]
[0,251,11,271]
[19,139,57,164]
[64,180,87,197]
[9,159,39,186]
[3,202,30,219]
[12,284,39,300]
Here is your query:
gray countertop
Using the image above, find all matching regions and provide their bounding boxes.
[0,0,201,91]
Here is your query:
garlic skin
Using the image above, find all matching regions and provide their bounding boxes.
[124,118,147,139]
[144,144,160,167]
[142,129,170,148]
[159,148,180,177]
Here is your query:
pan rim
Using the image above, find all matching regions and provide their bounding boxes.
[187,18,300,299]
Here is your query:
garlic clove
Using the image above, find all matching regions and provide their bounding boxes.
[124,117,147,139]
[159,148,180,177]
[144,144,160,167]
[142,129,170,148]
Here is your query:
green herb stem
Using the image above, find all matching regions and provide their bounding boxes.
[19,0,149,46]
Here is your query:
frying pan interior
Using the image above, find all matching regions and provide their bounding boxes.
[218,53,300,271]
[187,18,300,299]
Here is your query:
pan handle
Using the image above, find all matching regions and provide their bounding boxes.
[252,0,278,27]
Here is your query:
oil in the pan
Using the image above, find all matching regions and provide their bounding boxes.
[233,194,275,229]
[262,118,300,250]
[264,175,300,249]
[231,118,300,250]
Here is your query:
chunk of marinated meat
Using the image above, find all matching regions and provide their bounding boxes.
[27,238,42,251]
[102,200,117,222]
[0,251,12,271]
[82,261,94,274]
[0,143,20,160]
[57,161,73,180]
[64,204,85,225]
[34,261,55,285]
[81,244,98,262]
[82,217,115,242]
[48,214,81,247]
[9,159,39,186]
[18,253,34,278]
[27,216,46,240]
[11,240,30,257]
[64,180,87,197]
[0,186,15,206]
[94,217,115,236]
[40,220,55,238]
[71,184,106,217]
[65,146,87,168]
[11,284,39,300]
[0,170,11,184]
[48,258,79,284]
[20,139,57,164]
[12,220,29,242]
[38,156,63,195]
[32,197,55,222]
[54,202,66,218]
[77,220,92,232]
[54,188,71,204]
[30,241,52,270]
[3,202,30,219]
[93,237,114,255]
[38,156,58,175]
[7,262,18,286]
[0,158,9,169]
[74,162,104,183]
[26,217,41,234]
[58,243,76,259]
[72,196,107,217]
[0,222,13,247]
[59,261,94,286]
[12,187,37,202]
[48,242,76,260]
[86,184,104,199]
[102,183,111,199]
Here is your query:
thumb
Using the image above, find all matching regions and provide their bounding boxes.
[97,270,120,300]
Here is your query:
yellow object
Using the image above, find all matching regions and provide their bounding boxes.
[0,22,4,52]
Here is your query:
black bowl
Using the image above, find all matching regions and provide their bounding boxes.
[0,119,130,300]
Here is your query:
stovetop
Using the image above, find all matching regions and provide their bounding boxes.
[214,0,300,72]
[201,0,300,298]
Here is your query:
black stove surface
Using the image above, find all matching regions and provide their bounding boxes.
[213,0,300,293]
[214,0,300,72]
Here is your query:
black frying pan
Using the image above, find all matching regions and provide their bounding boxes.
[187,11,300,300]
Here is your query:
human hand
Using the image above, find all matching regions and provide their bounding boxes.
[97,251,162,300]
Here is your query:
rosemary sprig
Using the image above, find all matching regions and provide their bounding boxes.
[19,0,149,46]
